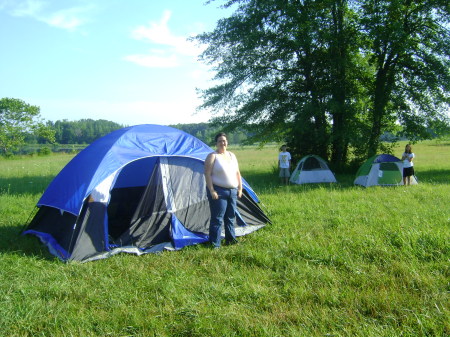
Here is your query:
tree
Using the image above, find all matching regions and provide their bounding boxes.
[0,98,55,155]
[196,0,365,164]
[360,0,450,156]
[196,0,449,165]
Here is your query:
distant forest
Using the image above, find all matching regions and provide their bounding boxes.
[25,119,250,148]
[19,119,444,156]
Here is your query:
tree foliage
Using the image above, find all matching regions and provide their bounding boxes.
[196,0,450,165]
[0,98,55,155]
[170,122,249,145]
[47,120,246,146]
[360,0,450,156]
[48,119,124,144]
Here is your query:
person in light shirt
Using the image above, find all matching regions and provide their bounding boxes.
[401,144,415,185]
[278,144,291,185]
[204,132,242,248]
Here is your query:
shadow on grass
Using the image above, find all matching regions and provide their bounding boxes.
[0,224,56,260]
[415,169,450,185]
[244,169,450,192]
[0,175,54,195]
[0,175,56,260]
[243,171,356,192]
[242,171,281,191]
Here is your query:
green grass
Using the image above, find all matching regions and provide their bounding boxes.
[0,141,449,336]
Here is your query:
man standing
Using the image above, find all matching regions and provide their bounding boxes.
[278,145,291,185]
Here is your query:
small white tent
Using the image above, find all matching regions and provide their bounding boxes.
[290,155,337,184]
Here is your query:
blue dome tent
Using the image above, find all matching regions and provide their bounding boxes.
[23,125,270,262]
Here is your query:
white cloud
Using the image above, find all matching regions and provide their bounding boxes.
[43,7,87,30]
[125,10,204,69]
[2,0,92,31]
[131,10,199,56]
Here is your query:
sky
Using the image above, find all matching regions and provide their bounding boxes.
[0,0,232,126]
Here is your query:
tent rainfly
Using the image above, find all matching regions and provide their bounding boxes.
[290,155,337,184]
[354,154,418,187]
[23,124,270,262]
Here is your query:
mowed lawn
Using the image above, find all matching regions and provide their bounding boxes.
[0,141,448,337]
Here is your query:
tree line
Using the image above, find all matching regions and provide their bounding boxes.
[41,121,248,146]
[0,97,253,155]
[1,96,447,157]
[169,123,249,146]
[43,119,125,145]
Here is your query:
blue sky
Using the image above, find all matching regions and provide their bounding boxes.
[0,0,230,126]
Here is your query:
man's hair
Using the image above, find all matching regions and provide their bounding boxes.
[215,132,227,142]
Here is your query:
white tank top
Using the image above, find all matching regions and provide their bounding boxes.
[402,153,414,168]
[211,152,239,188]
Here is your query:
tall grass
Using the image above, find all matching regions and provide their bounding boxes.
[0,141,448,336]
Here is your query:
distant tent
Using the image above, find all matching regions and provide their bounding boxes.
[354,154,417,187]
[22,125,270,262]
[290,155,337,184]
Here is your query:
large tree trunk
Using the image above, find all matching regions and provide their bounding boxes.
[368,65,394,157]
[314,106,329,159]
[330,0,349,167]
[332,111,346,164]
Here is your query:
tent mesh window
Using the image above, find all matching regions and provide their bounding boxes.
[379,162,399,171]
[107,186,146,240]
[303,157,322,170]
[26,206,79,255]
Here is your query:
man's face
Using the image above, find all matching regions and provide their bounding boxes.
[217,136,228,147]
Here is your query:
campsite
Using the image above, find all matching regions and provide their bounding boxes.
[0,140,449,336]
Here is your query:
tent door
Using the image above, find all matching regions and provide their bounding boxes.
[378,162,402,185]
[106,158,160,244]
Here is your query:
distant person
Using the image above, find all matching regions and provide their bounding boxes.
[401,144,415,185]
[278,144,291,184]
[204,132,242,248]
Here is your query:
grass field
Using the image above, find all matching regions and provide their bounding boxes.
[0,141,449,336]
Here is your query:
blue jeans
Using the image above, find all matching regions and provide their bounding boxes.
[208,185,238,248]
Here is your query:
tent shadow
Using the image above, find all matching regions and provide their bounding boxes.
[243,171,356,192]
[243,168,450,191]
[242,171,285,191]
[0,224,56,261]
